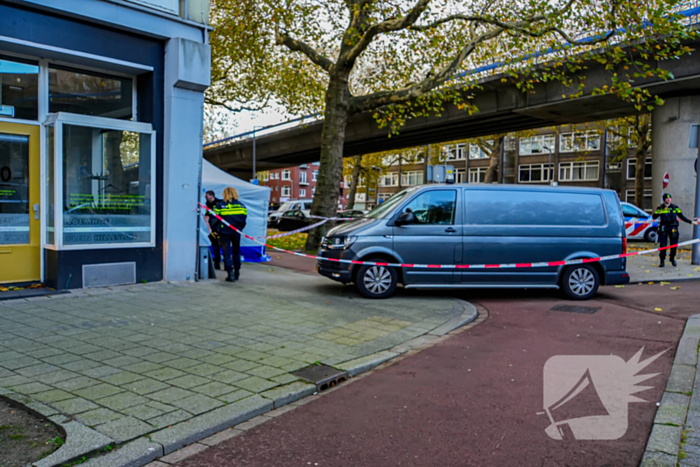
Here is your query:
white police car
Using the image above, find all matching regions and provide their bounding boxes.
[621,201,658,242]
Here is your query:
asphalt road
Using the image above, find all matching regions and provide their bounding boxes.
[179,276,699,467]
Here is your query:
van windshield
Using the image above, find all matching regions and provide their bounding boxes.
[366,188,416,219]
[278,202,297,212]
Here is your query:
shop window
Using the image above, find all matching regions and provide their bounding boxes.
[45,113,154,249]
[0,56,39,120]
[49,66,133,120]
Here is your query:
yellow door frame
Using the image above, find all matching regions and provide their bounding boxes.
[0,122,41,284]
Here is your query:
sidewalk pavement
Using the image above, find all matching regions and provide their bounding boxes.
[627,242,700,283]
[0,264,474,466]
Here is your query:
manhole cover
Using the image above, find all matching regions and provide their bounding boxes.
[551,305,600,314]
[291,364,348,391]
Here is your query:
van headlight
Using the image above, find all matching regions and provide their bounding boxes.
[322,236,357,250]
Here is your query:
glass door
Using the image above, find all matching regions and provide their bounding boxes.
[0,122,40,283]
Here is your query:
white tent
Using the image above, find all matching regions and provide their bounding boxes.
[200,160,271,263]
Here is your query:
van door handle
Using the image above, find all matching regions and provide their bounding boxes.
[445,227,457,233]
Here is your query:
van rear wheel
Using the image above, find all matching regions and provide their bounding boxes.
[561,264,600,300]
[356,261,398,299]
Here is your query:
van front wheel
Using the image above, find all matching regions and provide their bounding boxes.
[356,262,398,299]
[561,264,600,300]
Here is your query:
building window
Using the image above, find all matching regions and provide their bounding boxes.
[469,143,490,160]
[299,171,308,184]
[468,167,488,183]
[519,134,556,156]
[401,171,423,186]
[46,113,155,248]
[300,188,306,197]
[626,189,653,211]
[312,186,316,195]
[263,172,269,181]
[446,144,466,160]
[518,163,553,183]
[282,169,291,180]
[358,176,366,187]
[380,173,398,187]
[558,161,599,181]
[455,168,466,184]
[0,56,39,120]
[378,193,393,202]
[281,186,290,197]
[312,170,318,181]
[559,131,601,153]
[627,157,652,180]
[49,66,134,120]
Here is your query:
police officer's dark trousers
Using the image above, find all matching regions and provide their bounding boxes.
[220,232,241,277]
[659,225,680,261]
[209,233,221,267]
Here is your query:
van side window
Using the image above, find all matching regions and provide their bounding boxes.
[621,205,638,217]
[403,190,456,225]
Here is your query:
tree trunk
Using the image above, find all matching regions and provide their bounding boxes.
[484,137,503,183]
[305,75,351,251]
[346,155,362,210]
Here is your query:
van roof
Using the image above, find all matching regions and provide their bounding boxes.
[417,184,614,194]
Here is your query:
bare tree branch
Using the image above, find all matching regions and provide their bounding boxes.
[340,0,431,67]
[205,95,271,113]
[276,30,335,73]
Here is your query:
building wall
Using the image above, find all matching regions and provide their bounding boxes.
[260,163,349,210]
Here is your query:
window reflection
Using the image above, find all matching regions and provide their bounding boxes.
[0,57,39,120]
[49,67,133,119]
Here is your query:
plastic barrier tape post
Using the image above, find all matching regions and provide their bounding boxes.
[200,203,700,269]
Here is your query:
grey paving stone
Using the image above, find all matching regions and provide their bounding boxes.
[141,352,179,364]
[675,335,700,367]
[0,356,41,370]
[75,408,124,426]
[655,392,691,426]
[94,416,154,443]
[147,387,194,404]
[33,421,114,467]
[147,409,191,428]
[163,357,200,370]
[222,359,260,372]
[170,394,224,415]
[53,376,100,391]
[80,437,163,467]
[38,370,80,385]
[41,353,83,366]
[102,356,143,368]
[122,361,164,374]
[168,374,211,389]
[121,378,169,395]
[0,375,33,388]
[246,365,286,379]
[186,363,222,377]
[15,363,60,377]
[192,381,237,398]
[647,424,682,456]
[122,402,173,421]
[200,353,237,366]
[74,383,123,400]
[210,369,248,384]
[233,376,279,393]
[667,364,696,394]
[150,395,273,455]
[52,397,99,414]
[81,366,122,379]
[97,392,148,411]
[83,349,123,361]
[143,367,187,382]
[101,371,145,386]
[218,389,254,404]
[32,389,75,403]
[12,382,53,395]
[60,359,103,372]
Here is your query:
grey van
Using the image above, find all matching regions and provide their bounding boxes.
[318,185,630,299]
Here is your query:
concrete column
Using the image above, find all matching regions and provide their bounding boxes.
[162,37,210,281]
[652,96,700,241]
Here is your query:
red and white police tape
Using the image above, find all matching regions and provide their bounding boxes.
[200,203,700,269]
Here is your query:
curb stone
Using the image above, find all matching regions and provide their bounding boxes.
[641,313,700,467]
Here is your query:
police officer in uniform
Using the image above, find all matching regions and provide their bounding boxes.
[652,193,699,267]
[212,187,248,282]
[204,190,222,269]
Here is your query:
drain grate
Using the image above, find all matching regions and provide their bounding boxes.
[551,304,600,314]
[291,364,348,392]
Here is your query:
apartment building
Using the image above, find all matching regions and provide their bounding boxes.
[259,163,349,209]
[374,125,653,211]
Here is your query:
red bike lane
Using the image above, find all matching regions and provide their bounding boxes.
[178,282,699,467]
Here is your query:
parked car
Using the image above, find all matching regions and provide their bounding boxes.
[337,209,368,219]
[268,199,313,227]
[620,201,658,242]
[318,185,629,300]
[276,210,313,232]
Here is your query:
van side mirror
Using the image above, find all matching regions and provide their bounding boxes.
[395,211,415,226]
